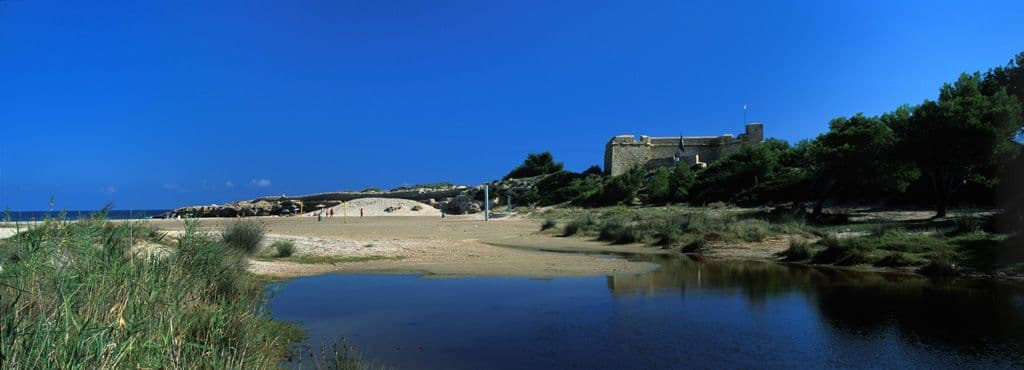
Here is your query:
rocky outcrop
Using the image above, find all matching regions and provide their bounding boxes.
[164,178,549,218]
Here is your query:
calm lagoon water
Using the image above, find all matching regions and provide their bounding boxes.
[267,255,1024,369]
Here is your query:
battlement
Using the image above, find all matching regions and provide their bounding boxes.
[604,123,764,176]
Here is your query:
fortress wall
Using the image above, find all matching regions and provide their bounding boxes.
[605,143,651,176]
[605,123,764,176]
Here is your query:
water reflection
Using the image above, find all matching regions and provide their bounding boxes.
[269,254,1024,369]
[608,254,1024,364]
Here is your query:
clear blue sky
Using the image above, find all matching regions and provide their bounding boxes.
[2,0,1023,210]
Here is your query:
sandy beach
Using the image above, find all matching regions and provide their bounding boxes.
[150,215,663,278]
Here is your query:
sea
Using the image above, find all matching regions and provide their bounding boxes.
[2,210,170,222]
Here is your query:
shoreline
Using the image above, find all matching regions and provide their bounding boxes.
[6,214,1019,282]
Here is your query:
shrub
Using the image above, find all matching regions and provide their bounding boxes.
[779,240,813,261]
[921,247,960,276]
[598,221,625,242]
[562,214,596,237]
[874,252,916,267]
[540,218,557,231]
[681,238,707,253]
[0,218,301,368]
[505,152,564,179]
[733,221,769,242]
[596,220,641,244]
[812,237,873,265]
[653,231,681,247]
[221,220,266,255]
[646,167,672,204]
[272,240,296,257]
[562,222,581,236]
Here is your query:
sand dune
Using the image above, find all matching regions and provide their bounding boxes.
[301,197,441,217]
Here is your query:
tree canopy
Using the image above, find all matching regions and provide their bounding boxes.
[504,152,564,180]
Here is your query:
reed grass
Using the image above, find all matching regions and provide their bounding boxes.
[0,217,310,368]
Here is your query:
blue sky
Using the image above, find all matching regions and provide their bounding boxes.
[1,0,1023,210]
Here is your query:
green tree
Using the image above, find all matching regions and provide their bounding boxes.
[982,52,1024,131]
[893,73,1023,217]
[504,152,564,179]
[646,167,672,204]
[691,139,789,204]
[668,161,696,202]
[810,112,914,217]
[588,166,644,205]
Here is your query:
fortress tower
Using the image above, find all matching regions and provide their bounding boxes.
[603,123,764,176]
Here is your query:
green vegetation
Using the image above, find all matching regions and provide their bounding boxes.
[221,220,266,255]
[0,218,301,368]
[390,182,457,191]
[779,240,813,261]
[540,204,1021,276]
[547,206,815,247]
[540,218,557,231]
[503,52,1024,225]
[271,240,296,257]
[504,151,564,179]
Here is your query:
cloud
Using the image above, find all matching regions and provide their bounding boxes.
[99,185,117,194]
[225,181,235,188]
[249,179,271,188]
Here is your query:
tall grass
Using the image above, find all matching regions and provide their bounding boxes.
[778,240,813,261]
[0,218,306,368]
[271,240,297,258]
[540,218,557,231]
[221,220,266,255]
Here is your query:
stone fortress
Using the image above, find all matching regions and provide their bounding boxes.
[604,123,764,176]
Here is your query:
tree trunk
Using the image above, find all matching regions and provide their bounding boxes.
[935,198,948,218]
[811,179,836,220]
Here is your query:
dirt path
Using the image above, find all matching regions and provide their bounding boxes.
[151,216,660,278]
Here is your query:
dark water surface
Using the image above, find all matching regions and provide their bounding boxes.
[267,255,1024,369]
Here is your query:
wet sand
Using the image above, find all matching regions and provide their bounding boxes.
[150,216,663,278]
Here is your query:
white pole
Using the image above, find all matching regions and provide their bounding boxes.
[484,185,490,221]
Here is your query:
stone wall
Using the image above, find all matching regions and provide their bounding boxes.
[604,123,764,176]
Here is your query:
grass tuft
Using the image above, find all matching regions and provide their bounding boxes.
[221,220,266,255]
[778,240,814,261]
[0,218,306,368]
[271,240,296,257]
[540,218,557,231]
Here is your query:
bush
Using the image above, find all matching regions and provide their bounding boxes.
[505,152,564,180]
[779,240,813,261]
[921,247,960,276]
[221,220,266,255]
[540,218,557,231]
[681,238,707,253]
[596,220,643,244]
[272,240,296,257]
[874,252,916,267]
[562,214,596,237]
[0,218,300,368]
[812,236,873,265]
[733,221,769,242]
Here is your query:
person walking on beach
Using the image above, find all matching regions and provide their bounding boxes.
[360,208,364,218]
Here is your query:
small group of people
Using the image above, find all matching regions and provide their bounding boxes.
[317,209,336,221]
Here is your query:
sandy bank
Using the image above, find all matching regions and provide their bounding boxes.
[151,216,659,278]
